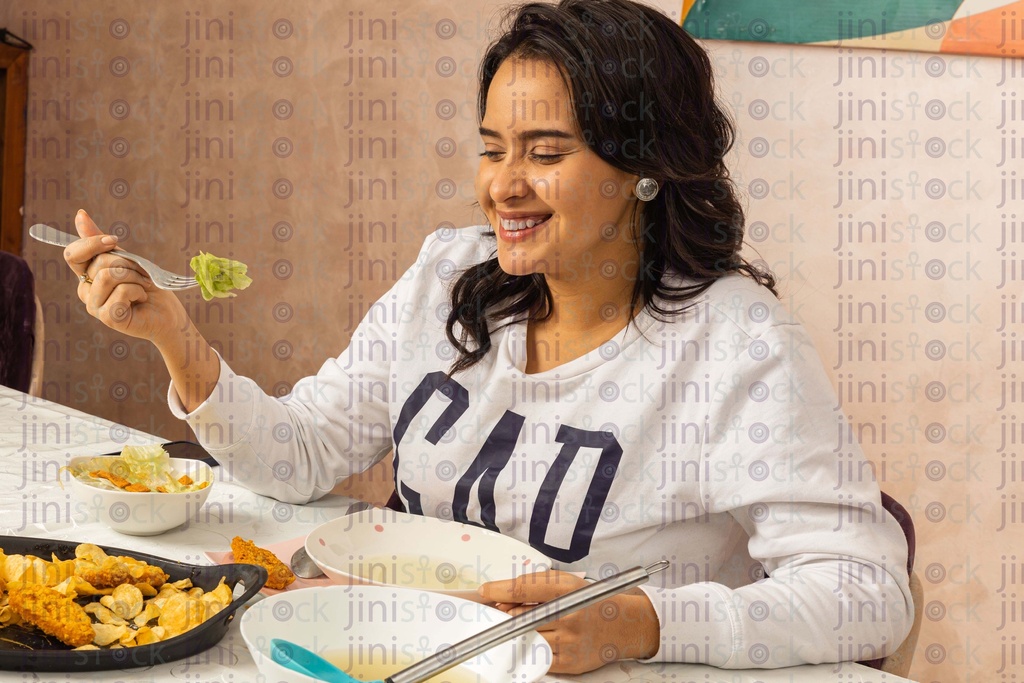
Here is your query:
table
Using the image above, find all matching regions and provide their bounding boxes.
[0,386,917,683]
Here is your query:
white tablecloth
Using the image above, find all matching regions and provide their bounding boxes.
[0,386,915,683]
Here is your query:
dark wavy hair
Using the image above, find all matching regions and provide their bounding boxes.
[445,0,777,375]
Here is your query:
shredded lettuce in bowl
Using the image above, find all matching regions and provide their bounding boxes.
[189,251,253,301]
[119,444,170,485]
[65,444,209,493]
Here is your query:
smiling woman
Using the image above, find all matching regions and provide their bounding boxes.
[448,0,777,377]
[63,0,914,676]
[473,56,641,374]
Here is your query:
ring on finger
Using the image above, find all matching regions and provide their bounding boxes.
[79,273,93,285]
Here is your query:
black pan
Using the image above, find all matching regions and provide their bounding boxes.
[0,535,267,671]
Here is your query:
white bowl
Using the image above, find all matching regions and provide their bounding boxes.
[305,508,553,603]
[67,456,214,536]
[240,585,551,683]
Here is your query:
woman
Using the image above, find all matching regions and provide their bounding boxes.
[65,0,913,674]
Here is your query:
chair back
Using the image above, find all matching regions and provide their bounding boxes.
[0,252,37,393]
[880,490,915,574]
[859,490,919,673]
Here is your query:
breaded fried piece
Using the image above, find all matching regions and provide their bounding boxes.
[9,584,94,647]
[122,562,169,589]
[76,558,131,588]
[124,483,150,492]
[230,537,295,590]
[178,474,194,486]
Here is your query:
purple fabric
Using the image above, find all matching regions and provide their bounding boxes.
[880,491,915,575]
[0,251,36,393]
[859,491,915,670]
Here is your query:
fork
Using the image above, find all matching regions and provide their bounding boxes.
[29,224,198,291]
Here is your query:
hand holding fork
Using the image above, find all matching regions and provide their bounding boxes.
[47,210,197,348]
[32,222,197,291]
[36,210,223,412]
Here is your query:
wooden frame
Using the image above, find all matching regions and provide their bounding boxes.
[0,43,28,256]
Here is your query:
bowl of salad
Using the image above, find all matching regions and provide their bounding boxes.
[65,445,214,536]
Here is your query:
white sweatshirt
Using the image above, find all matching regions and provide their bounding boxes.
[170,226,913,668]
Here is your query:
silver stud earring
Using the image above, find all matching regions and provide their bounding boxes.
[634,177,659,202]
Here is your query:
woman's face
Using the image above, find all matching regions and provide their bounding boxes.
[475,58,640,284]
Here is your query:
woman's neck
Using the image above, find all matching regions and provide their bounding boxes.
[524,277,637,373]
[539,275,635,333]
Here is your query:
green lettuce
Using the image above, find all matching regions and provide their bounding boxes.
[66,444,209,493]
[119,444,171,485]
[189,251,253,301]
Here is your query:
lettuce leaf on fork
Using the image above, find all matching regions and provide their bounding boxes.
[189,251,253,301]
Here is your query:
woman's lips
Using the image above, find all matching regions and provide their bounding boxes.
[497,214,553,242]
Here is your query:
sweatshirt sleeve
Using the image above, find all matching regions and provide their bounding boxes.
[166,232,442,504]
[637,322,914,667]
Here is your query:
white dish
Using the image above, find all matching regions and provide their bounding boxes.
[67,456,214,536]
[240,585,551,683]
[305,508,553,602]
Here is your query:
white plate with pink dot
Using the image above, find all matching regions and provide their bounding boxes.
[304,508,553,603]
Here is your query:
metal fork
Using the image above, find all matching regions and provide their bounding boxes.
[29,224,198,291]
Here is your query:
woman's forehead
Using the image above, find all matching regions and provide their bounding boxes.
[484,57,576,128]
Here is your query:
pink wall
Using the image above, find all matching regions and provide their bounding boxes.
[713,34,1011,683]
[8,0,1015,679]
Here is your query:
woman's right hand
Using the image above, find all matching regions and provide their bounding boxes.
[64,209,190,349]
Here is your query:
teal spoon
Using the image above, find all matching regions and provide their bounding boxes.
[271,639,355,682]
[270,560,668,683]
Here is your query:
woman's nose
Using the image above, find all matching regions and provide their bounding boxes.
[489,160,530,203]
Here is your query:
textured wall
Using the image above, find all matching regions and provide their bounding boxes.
[14,0,487,440]
[7,0,1019,679]
[715,36,1015,683]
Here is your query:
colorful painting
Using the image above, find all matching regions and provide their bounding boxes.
[681,0,1024,56]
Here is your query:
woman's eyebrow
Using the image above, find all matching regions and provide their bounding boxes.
[478,126,576,142]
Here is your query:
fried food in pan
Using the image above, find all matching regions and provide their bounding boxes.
[8,584,94,647]
[0,543,228,651]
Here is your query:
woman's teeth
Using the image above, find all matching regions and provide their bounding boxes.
[501,215,552,231]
